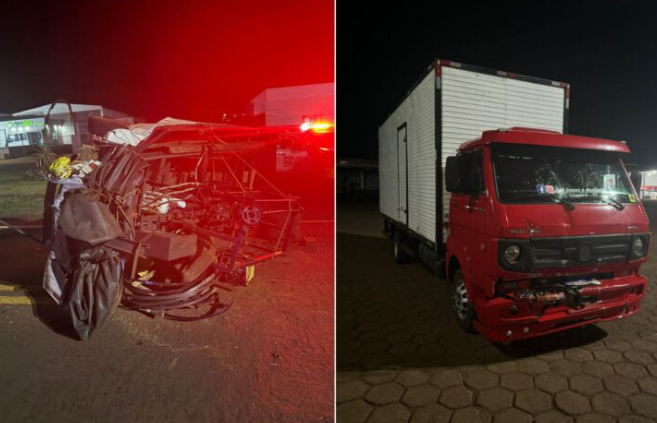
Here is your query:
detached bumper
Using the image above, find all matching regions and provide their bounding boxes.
[473,274,647,343]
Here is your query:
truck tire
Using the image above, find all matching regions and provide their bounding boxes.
[383,219,393,239]
[394,232,410,264]
[450,269,476,332]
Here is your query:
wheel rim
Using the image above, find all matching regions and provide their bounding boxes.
[452,278,469,320]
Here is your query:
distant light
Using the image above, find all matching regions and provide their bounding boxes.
[310,122,334,133]
[300,119,334,133]
[25,126,31,131]
[300,121,312,132]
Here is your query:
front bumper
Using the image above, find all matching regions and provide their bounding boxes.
[473,274,647,343]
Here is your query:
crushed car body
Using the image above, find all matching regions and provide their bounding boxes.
[42,117,307,339]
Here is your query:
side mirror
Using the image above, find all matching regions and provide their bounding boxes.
[445,156,458,192]
[630,171,642,194]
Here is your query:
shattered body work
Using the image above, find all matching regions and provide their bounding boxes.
[43,120,309,338]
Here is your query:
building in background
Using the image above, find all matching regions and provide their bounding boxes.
[336,158,378,202]
[249,83,334,127]
[640,169,657,200]
[1,103,134,158]
[0,115,46,158]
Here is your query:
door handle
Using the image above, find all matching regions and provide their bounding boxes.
[464,205,486,213]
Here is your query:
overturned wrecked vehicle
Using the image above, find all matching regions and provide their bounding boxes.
[41,117,312,339]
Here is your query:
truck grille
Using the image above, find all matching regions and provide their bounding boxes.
[530,234,631,269]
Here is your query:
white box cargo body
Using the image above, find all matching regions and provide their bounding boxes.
[379,60,569,249]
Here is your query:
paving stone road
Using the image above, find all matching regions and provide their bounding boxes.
[0,221,334,423]
[337,202,657,423]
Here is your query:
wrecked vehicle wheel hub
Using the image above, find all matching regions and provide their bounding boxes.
[241,205,262,225]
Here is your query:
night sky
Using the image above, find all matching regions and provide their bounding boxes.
[0,0,333,123]
[337,1,657,170]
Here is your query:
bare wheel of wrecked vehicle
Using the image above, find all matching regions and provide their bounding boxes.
[241,204,262,225]
[450,269,476,332]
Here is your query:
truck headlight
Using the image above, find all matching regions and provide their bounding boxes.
[504,245,521,264]
[498,239,531,272]
[632,237,644,255]
[630,233,650,260]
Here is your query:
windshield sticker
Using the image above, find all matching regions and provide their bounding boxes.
[628,193,637,203]
[553,187,624,197]
[603,174,616,190]
[536,184,557,195]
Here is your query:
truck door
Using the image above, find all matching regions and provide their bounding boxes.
[449,149,492,289]
[397,124,408,225]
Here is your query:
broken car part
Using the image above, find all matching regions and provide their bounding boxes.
[42,119,305,338]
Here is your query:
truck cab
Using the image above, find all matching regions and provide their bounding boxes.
[444,127,650,342]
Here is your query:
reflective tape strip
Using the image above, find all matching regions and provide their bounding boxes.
[0,284,18,292]
[0,296,33,305]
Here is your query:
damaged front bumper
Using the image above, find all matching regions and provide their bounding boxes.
[473,273,647,342]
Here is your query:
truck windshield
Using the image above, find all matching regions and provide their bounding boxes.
[491,143,635,205]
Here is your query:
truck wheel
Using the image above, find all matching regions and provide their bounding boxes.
[394,232,410,264]
[451,269,476,332]
[383,220,393,239]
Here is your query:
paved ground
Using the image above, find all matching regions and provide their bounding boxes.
[0,220,334,423]
[335,202,383,240]
[337,201,657,423]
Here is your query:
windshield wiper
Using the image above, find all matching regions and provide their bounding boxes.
[601,196,625,211]
[511,193,575,210]
[549,195,575,211]
[566,194,625,210]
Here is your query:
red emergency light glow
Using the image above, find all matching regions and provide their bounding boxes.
[300,120,334,133]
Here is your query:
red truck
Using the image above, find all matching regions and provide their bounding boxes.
[379,60,650,342]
